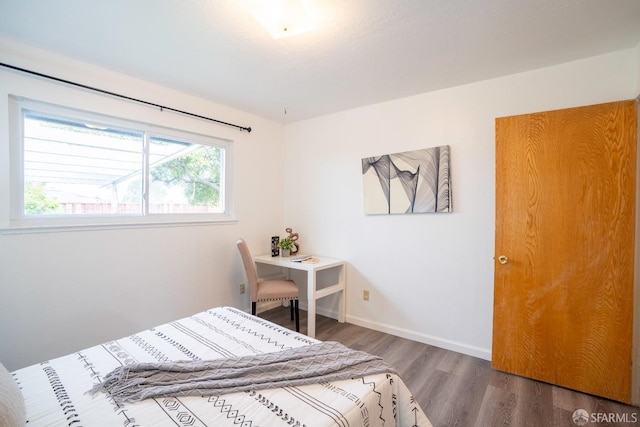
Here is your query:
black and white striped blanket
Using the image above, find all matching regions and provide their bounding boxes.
[13,307,432,426]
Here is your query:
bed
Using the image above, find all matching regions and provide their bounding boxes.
[4,306,431,426]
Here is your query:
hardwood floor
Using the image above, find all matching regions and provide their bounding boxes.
[260,307,639,427]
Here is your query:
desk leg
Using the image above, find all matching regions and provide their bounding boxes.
[283,268,292,309]
[307,270,316,338]
[338,264,346,323]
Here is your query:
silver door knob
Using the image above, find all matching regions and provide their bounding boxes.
[498,255,508,264]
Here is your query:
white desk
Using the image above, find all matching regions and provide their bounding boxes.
[253,254,346,338]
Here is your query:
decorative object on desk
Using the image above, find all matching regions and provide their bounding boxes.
[278,237,295,257]
[271,236,280,257]
[285,227,300,254]
[362,144,451,214]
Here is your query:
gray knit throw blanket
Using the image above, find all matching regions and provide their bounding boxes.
[90,341,396,404]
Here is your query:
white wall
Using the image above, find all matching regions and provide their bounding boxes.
[283,48,639,360]
[2,39,637,372]
[636,40,640,94]
[0,39,286,370]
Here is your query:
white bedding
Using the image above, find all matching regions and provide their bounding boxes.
[12,307,431,426]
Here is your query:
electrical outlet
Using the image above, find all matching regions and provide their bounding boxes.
[363,290,370,301]
[240,284,245,294]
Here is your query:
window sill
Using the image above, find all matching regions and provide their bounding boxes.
[1,216,238,235]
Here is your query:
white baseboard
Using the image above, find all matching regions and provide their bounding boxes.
[255,301,282,314]
[345,314,491,361]
[297,302,339,320]
[261,301,492,361]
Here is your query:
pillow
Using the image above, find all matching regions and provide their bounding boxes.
[0,362,25,427]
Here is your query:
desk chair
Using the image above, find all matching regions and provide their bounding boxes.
[236,239,300,332]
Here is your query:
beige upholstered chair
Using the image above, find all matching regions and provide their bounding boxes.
[236,239,300,332]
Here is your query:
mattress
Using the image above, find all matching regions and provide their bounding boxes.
[12,306,431,426]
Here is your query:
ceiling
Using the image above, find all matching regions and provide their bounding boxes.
[1,0,640,123]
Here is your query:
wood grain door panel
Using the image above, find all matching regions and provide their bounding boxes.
[492,100,637,403]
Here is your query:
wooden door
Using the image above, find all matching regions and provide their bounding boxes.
[492,100,637,403]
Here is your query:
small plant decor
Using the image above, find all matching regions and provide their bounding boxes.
[278,237,295,251]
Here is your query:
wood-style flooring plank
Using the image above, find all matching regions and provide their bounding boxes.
[260,307,639,427]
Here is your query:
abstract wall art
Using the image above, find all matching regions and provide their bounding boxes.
[362,145,451,214]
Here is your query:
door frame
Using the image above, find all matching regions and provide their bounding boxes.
[634,96,640,407]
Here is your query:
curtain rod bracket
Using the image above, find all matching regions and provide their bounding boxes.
[0,62,252,133]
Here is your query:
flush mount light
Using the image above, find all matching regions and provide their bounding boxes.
[251,0,316,39]
[84,123,108,130]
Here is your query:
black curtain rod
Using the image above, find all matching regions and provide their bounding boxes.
[0,62,252,133]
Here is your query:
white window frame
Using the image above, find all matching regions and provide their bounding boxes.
[7,96,235,233]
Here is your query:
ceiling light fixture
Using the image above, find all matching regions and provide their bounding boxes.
[84,123,108,130]
[251,0,316,39]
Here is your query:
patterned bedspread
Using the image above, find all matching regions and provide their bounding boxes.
[13,306,432,426]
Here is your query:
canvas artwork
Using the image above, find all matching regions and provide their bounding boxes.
[362,145,451,214]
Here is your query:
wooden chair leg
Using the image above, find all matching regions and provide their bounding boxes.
[294,300,300,332]
[290,300,294,320]
[251,302,257,316]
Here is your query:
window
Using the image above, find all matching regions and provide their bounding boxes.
[10,97,233,229]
